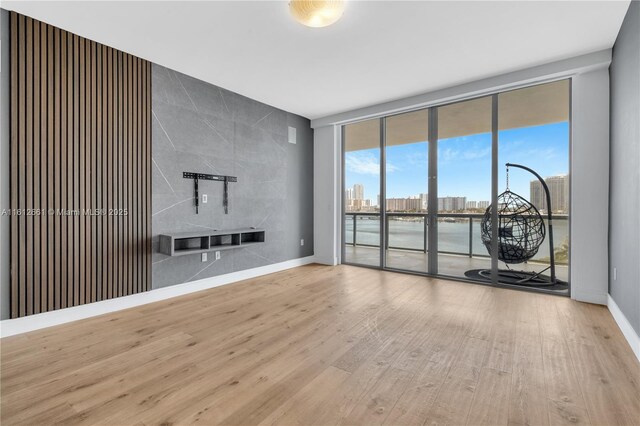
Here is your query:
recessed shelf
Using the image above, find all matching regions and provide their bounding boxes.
[159,228,265,256]
[175,236,209,251]
[241,231,265,244]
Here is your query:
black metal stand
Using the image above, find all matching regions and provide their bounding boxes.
[505,163,557,284]
[183,172,237,214]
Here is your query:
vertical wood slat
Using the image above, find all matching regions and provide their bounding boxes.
[25,16,33,317]
[128,54,134,296]
[140,58,145,292]
[54,26,61,310]
[61,29,68,309]
[41,20,48,312]
[123,53,128,298]
[73,33,80,308]
[48,23,55,312]
[118,50,123,299]
[32,18,39,314]
[98,45,107,300]
[90,40,97,304]
[39,19,46,312]
[18,14,25,317]
[9,12,152,318]
[147,61,152,291]
[133,57,138,295]
[79,35,85,306]
[135,58,144,292]
[107,48,113,301]
[34,18,39,314]
[10,12,19,318]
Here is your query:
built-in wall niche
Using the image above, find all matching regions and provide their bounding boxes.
[240,231,266,245]
[211,234,241,248]
[159,228,265,256]
[174,236,209,253]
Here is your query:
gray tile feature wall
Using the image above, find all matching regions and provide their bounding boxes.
[152,64,313,289]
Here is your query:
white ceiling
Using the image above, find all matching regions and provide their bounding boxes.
[2,1,630,120]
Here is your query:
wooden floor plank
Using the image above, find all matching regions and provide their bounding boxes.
[539,297,591,425]
[466,367,512,426]
[422,336,490,425]
[1,264,638,426]
[507,292,549,426]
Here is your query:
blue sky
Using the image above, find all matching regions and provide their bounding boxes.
[345,122,569,203]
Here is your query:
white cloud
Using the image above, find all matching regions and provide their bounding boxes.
[439,146,491,162]
[346,152,398,175]
[405,151,428,166]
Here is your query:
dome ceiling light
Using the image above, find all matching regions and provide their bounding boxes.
[289,0,345,28]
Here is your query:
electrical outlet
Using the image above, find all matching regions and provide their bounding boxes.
[215,251,221,260]
[613,267,617,280]
[300,239,304,246]
[202,194,208,204]
[201,253,207,262]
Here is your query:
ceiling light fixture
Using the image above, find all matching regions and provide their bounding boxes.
[289,0,345,28]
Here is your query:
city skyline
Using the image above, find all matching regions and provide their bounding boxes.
[346,175,568,214]
[345,183,491,212]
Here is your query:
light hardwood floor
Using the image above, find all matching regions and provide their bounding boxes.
[1,264,639,425]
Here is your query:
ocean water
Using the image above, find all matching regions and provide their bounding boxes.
[345,217,569,264]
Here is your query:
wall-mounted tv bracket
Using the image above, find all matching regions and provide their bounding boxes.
[183,172,238,214]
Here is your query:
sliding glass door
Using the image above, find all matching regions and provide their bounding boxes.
[342,80,571,295]
[384,109,429,273]
[436,96,493,280]
[497,80,570,291]
[343,118,382,267]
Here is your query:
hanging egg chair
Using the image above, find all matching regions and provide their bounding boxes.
[480,190,546,264]
[467,163,566,288]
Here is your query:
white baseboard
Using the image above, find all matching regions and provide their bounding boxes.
[607,294,640,362]
[0,256,316,338]
[572,290,608,305]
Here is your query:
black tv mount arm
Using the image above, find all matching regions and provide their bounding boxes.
[183,172,237,214]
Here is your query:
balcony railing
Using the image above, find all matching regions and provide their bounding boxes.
[345,211,568,259]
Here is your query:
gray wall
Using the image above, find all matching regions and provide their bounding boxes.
[609,1,640,334]
[151,64,313,288]
[1,9,10,319]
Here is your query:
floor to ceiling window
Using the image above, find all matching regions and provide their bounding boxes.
[343,118,381,267]
[496,80,570,292]
[436,96,493,280]
[384,109,429,273]
[342,79,571,296]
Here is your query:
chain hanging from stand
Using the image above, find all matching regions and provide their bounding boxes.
[506,165,510,191]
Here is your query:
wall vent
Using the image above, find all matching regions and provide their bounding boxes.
[288,126,297,144]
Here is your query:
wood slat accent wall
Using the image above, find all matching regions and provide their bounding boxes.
[10,12,151,318]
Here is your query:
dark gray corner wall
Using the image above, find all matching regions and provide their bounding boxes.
[151,64,313,289]
[1,9,10,319]
[609,0,640,335]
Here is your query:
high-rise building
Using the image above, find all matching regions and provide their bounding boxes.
[386,197,422,212]
[466,201,477,209]
[530,180,545,211]
[437,196,467,211]
[419,193,428,210]
[345,188,353,200]
[530,175,569,213]
[477,201,490,209]
[353,184,364,201]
